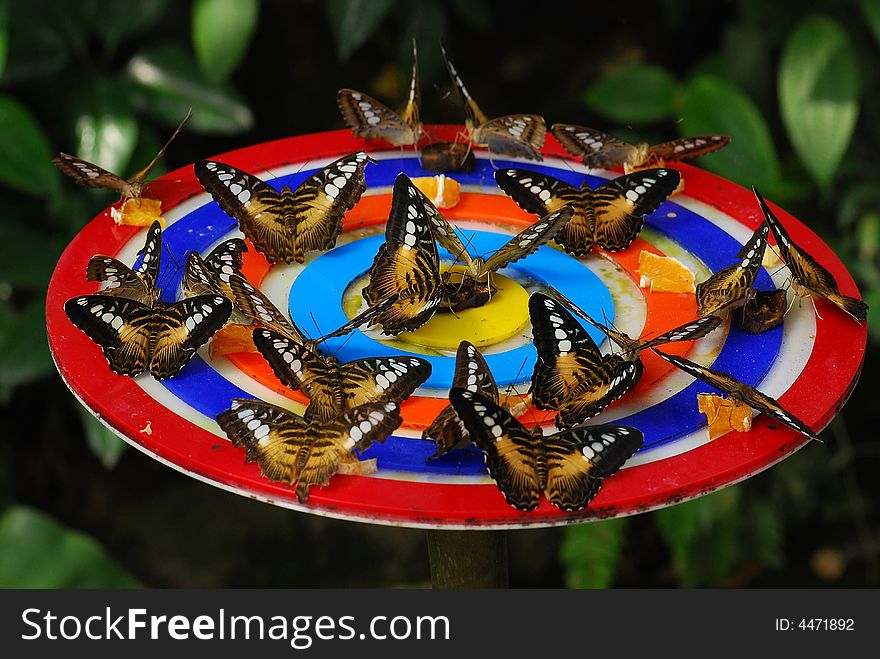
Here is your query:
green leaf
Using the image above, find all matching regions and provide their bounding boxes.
[192,0,259,83]
[0,505,140,587]
[78,406,128,469]
[680,75,781,196]
[560,518,627,588]
[127,44,253,134]
[399,0,447,81]
[779,16,861,193]
[326,0,395,61]
[89,0,170,49]
[860,0,880,47]
[0,223,63,290]
[75,111,138,178]
[0,0,9,78]
[0,298,54,399]
[0,95,59,196]
[583,65,679,125]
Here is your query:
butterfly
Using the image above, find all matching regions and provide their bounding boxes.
[695,221,770,316]
[529,293,643,429]
[441,44,546,161]
[651,348,819,440]
[84,220,165,306]
[194,152,372,264]
[423,340,500,460]
[182,238,248,300]
[252,328,431,422]
[754,187,868,322]
[495,168,680,256]
[217,398,403,503]
[545,285,723,360]
[64,293,232,380]
[449,388,643,511]
[223,272,310,344]
[337,39,422,147]
[53,108,192,201]
[360,173,445,335]
[551,124,729,173]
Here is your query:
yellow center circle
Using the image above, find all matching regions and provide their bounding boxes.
[400,266,530,349]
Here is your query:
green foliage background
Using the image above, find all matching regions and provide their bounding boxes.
[0,0,877,588]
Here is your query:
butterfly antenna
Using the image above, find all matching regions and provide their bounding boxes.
[809,293,824,321]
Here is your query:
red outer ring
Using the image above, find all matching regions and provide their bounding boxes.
[46,126,867,528]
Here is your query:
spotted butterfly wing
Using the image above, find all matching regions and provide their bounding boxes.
[652,348,818,440]
[217,398,402,503]
[424,341,498,460]
[194,152,371,264]
[647,135,730,163]
[362,173,443,334]
[226,273,307,343]
[754,188,867,321]
[337,39,421,147]
[475,206,573,276]
[696,222,769,316]
[64,293,231,379]
[183,238,247,298]
[550,124,638,169]
[85,220,164,305]
[529,293,642,429]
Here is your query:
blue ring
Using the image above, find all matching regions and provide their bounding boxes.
[290,230,613,390]
[141,155,782,476]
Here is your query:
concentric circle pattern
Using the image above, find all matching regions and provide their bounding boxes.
[46,126,867,529]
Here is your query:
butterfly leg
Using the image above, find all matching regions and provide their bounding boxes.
[808,293,824,321]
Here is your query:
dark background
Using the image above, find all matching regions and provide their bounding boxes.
[0,0,877,587]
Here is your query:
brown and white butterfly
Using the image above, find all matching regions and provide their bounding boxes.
[224,272,311,345]
[551,124,729,173]
[194,152,372,264]
[217,398,402,503]
[85,220,165,306]
[337,39,422,147]
[696,221,769,316]
[441,44,546,161]
[252,328,431,422]
[64,293,232,380]
[182,238,248,300]
[651,348,819,440]
[754,187,867,322]
[495,168,681,255]
[53,108,192,201]
[529,293,643,429]
[449,388,643,511]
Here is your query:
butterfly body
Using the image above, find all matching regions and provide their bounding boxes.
[195,152,372,265]
[85,220,164,307]
[182,238,247,300]
[495,168,679,255]
[450,388,644,511]
[695,221,769,316]
[217,398,403,503]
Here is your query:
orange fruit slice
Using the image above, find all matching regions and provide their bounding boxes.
[208,323,258,358]
[697,393,753,440]
[411,175,461,209]
[638,250,695,293]
[110,197,166,229]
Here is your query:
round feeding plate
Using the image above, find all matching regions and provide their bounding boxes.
[46,126,867,529]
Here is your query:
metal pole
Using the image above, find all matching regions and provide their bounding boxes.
[426,530,509,588]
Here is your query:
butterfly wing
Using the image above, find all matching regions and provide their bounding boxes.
[755,188,867,321]
[696,222,769,316]
[86,256,154,304]
[339,356,431,410]
[227,273,306,342]
[205,238,247,282]
[590,168,681,252]
[149,295,232,379]
[477,206,573,275]
[494,168,592,255]
[65,295,153,376]
[183,252,223,298]
[52,153,130,193]
[449,388,542,511]
[550,124,637,169]
[409,181,474,270]
[543,284,638,354]
[543,424,644,510]
[553,356,643,429]
[651,349,818,440]
[647,135,730,162]
[474,115,546,161]
[337,90,415,146]
[131,220,163,291]
[399,38,421,137]
[441,44,491,129]
[631,315,723,355]
[424,341,498,459]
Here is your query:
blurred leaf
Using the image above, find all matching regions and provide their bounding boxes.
[746,500,783,569]
[561,518,626,588]
[326,0,395,61]
[779,16,860,193]
[400,0,446,81]
[857,212,880,260]
[722,24,771,102]
[75,112,138,177]
[77,406,128,469]
[584,65,679,125]
[192,0,258,83]
[860,0,880,47]
[0,298,54,399]
[89,0,170,49]
[127,44,253,134]
[866,289,880,342]
[448,0,491,30]
[0,505,139,587]
[0,0,8,78]
[0,95,59,196]
[680,75,781,196]
[0,223,63,290]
